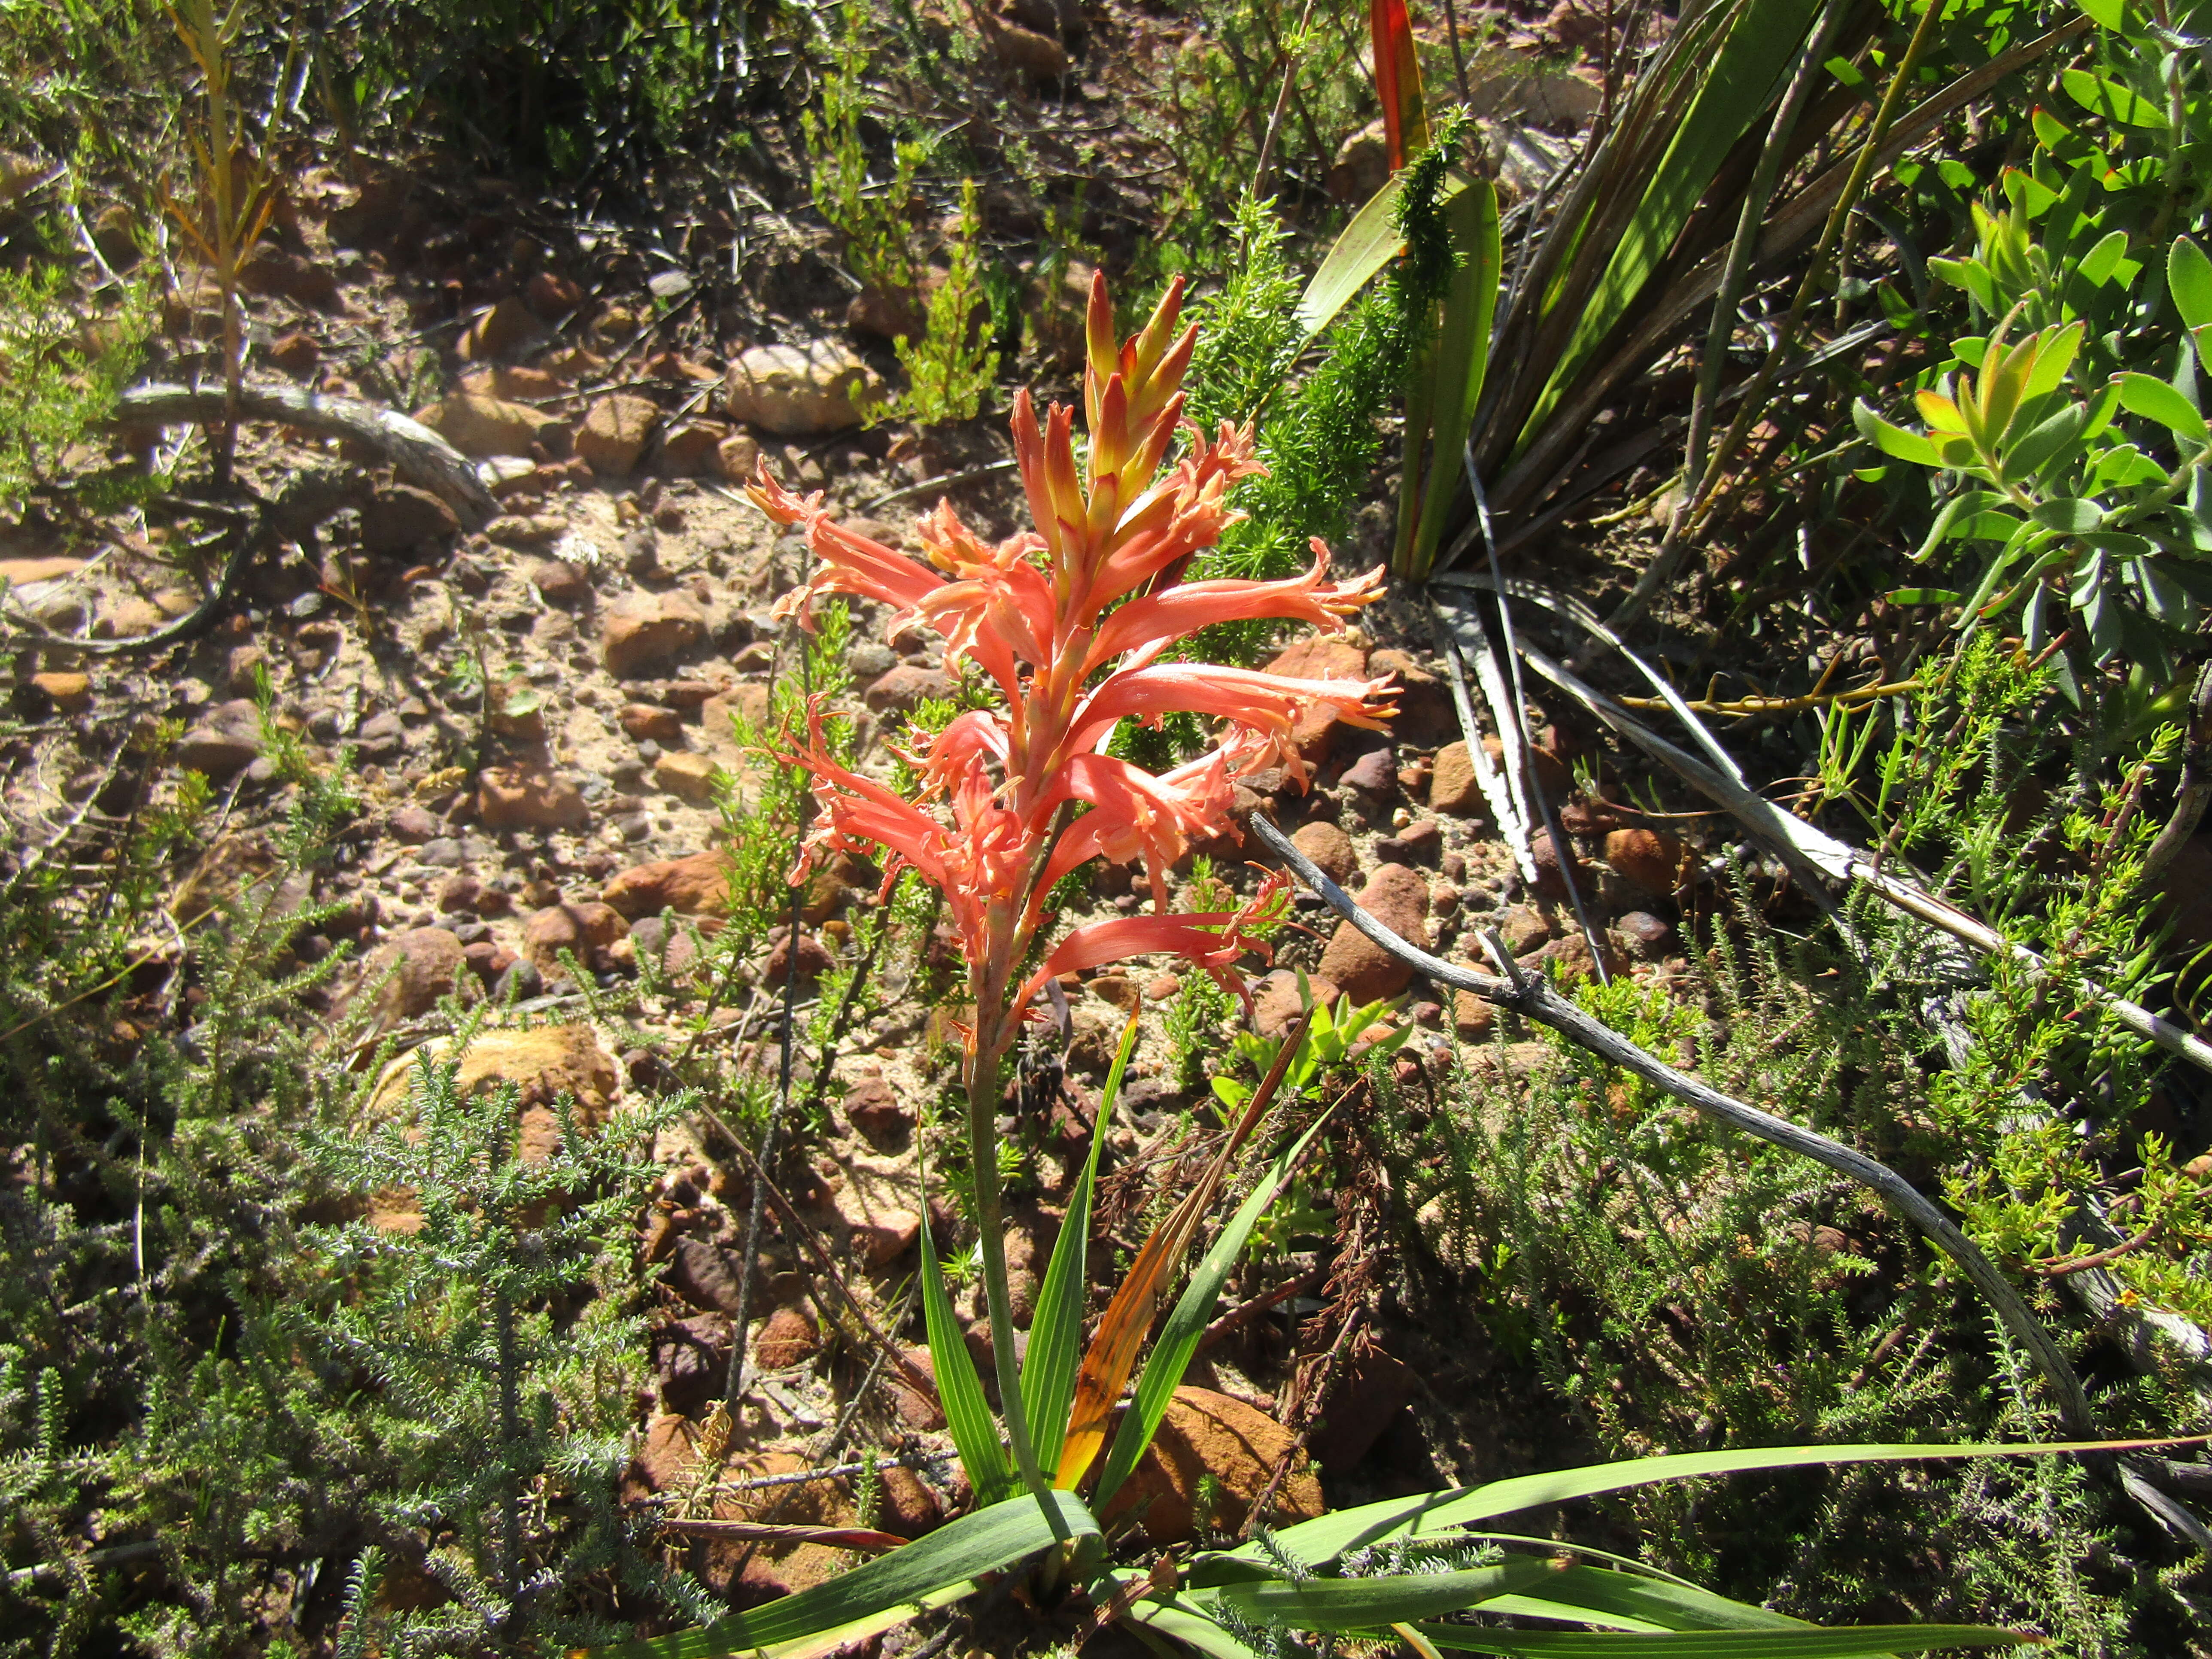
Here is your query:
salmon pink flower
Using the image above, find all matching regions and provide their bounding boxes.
[747,269,1395,1489]
[751,270,1395,1072]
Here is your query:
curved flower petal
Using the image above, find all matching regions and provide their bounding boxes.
[1066,662,1401,758]
[750,465,945,627]
[1031,748,1236,909]
[1013,867,1288,1015]
[1085,543,1383,672]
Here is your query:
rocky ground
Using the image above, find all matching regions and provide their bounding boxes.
[0,76,1724,1619]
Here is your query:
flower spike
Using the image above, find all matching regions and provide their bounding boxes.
[753,272,1395,1070]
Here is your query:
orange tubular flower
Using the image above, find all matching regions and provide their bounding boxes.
[748,270,1396,1077]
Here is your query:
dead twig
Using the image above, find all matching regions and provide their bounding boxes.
[1617,678,1922,720]
[1,503,262,657]
[1446,568,2212,1076]
[114,380,499,524]
[1250,811,2103,1441]
[2030,1224,2160,1279]
[1197,1267,1327,1352]
[1237,1303,1367,1542]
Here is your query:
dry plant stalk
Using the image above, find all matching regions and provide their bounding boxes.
[162,0,283,487]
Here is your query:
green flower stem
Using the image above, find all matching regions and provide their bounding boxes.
[963,1005,1051,1504]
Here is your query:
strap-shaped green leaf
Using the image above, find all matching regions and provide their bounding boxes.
[1409,1627,2027,1656]
[1120,1586,1267,1659]
[589,1490,1096,1659]
[2061,66,2167,128]
[1294,170,1471,338]
[1091,1113,1331,1510]
[1404,176,1502,579]
[2079,227,2132,289]
[1209,1556,1557,1630]
[1226,1437,2182,1569]
[1512,0,1823,456]
[1910,491,2003,560]
[917,1162,1013,1503]
[1021,1014,1136,1476]
[1483,1565,1802,1632]
[1851,399,1942,467]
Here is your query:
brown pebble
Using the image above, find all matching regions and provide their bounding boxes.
[620,703,684,743]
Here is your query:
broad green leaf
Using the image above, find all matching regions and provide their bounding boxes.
[1406,176,1502,578]
[591,1491,1096,1659]
[1411,1626,2029,1656]
[2173,237,2212,330]
[2078,227,2131,289]
[1975,340,2037,447]
[2117,370,2210,445]
[1209,1556,1558,1630]
[1021,1014,1135,1475]
[2080,531,2157,559]
[1929,256,1997,312]
[1092,1112,1334,1509]
[1887,588,1963,605]
[1512,0,1826,456]
[2000,165,2054,220]
[2021,321,2084,401]
[2079,378,2124,444]
[1957,510,2027,541]
[2032,497,2106,533]
[2093,442,2169,488]
[917,1165,1013,1501]
[2002,401,2086,480]
[2140,558,2193,623]
[1294,171,1469,338]
[2062,67,2167,128]
[2075,0,2126,27]
[1851,400,1940,467]
[1233,1438,2174,1569]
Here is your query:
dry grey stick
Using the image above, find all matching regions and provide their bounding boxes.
[1263,805,2212,1538]
[1437,583,1609,981]
[1429,605,1534,881]
[115,380,501,526]
[2,507,261,657]
[1248,810,2100,1439]
[1449,569,2212,1077]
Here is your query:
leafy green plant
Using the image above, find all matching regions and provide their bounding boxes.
[0,238,157,514]
[1854,168,2212,707]
[1210,972,1410,1115]
[1129,0,1372,276]
[306,1034,686,1654]
[804,3,926,297]
[891,177,999,427]
[332,0,715,179]
[160,0,292,488]
[1814,634,2212,1323]
[1397,892,2187,1653]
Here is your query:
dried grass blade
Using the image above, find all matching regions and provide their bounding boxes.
[1023,1013,1138,1477]
[1054,1010,1311,1491]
